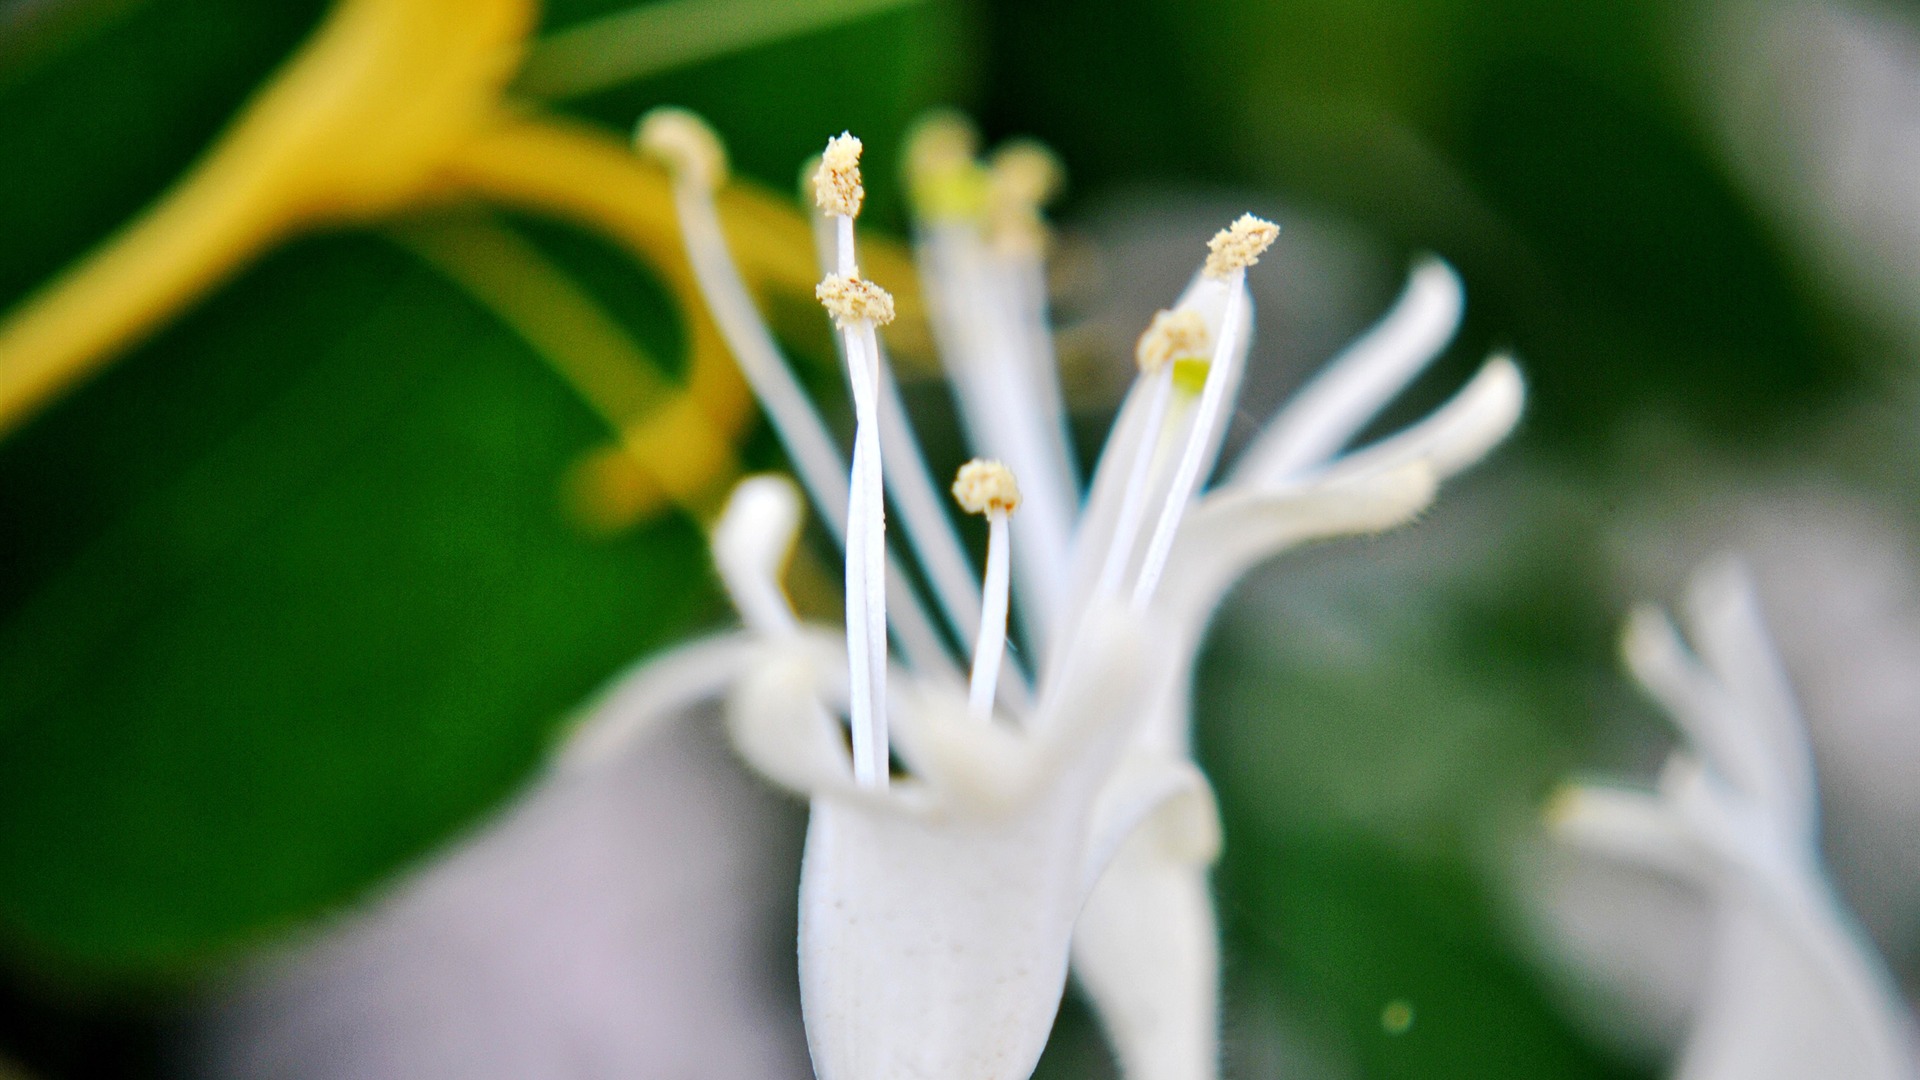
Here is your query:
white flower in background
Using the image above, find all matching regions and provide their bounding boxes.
[1549,560,1919,1080]
[564,109,1524,1080]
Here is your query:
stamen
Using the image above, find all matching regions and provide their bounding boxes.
[813,131,866,220]
[801,179,992,666]
[816,131,889,788]
[635,107,851,536]
[816,273,897,326]
[641,110,955,681]
[1133,309,1208,374]
[1096,309,1208,596]
[954,460,1020,719]
[1132,215,1276,610]
[910,129,1080,653]
[1202,213,1279,279]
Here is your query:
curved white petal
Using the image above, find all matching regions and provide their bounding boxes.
[795,609,1155,1080]
[1072,753,1223,1080]
[725,634,865,801]
[1682,559,1818,838]
[556,632,760,774]
[1548,781,1706,884]
[1300,355,1524,489]
[1232,256,1464,486]
[713,474,806,637]
[1158,464,1439,654]
[1623,606,1789,821]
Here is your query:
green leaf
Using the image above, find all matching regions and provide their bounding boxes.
[0,228,718,976]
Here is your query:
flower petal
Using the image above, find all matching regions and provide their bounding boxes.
[1232,256,1464,485]
[1072,753,1224,1080]
[555,631,759,773]
[725,633,866,800]
[1300,355,1524,488]
[1681,560,1819,838]
[796,609,1155,1080]
[1159,463,1438,651]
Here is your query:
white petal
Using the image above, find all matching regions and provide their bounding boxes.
[1072,754,1224,1080]
[1677,884,1919,1080]
[724,632,864,799]
[1302,355,1524,488]
[555,632,759,774]
[1547,781,1705,883]
[1155,463,1439,655]
[1232,256,1464,485]
[713,474,805,636]
[1623,606,1788,818]
[796,609,1156,1080]
[1682,558,1819,837]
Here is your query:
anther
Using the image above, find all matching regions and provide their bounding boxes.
[954,460,1019,719]
[952,459,1021,517]
[1134,309,1209,373]
[813,132,866,219]
[816,273,896,327]
[1203,213,1279,279]
[634,107,728,190]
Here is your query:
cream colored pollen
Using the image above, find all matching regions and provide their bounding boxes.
[1134,308,1210,373]
[634,107,728,190]
[1203,213,1280,278]
[813,132,866,218]
[816,273,896,326]
[951,459,1021,516]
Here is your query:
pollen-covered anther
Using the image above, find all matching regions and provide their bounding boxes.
[813,132,866,218]
[952,459,1021,516]
[1134,308,1210,373]
[816,273,896,326]
[1203,213,1280,278]
[634,107,728,190]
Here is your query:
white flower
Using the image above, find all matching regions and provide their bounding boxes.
[1549,559,1919,1080]
[565,109,1524,1080]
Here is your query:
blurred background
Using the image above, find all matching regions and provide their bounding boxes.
[1,0,1917,1076]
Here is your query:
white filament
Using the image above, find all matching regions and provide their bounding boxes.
[842,309,889,789]
[807,201,989,657]
[1131,273,1249,610]
[968,511,1013,720]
